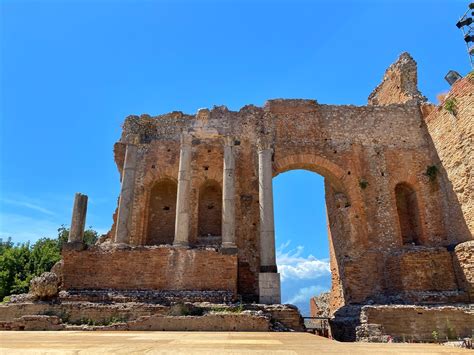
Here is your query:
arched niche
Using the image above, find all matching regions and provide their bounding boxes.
[395,182,422,245]
[197,179,222,244]
[146,178,177,245]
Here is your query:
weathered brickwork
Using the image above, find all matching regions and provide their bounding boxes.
[104,103,460,303]
[14,52,468,341]
[310,292,330,317]
[424,76,474,237]
[197,180,222,240]
[126,313,270,331]
[358,305,474,342]
[0,315,64,331]
[62,246,238,295]
[70,53,471,308]
[368,52,426,105]
[384,248,458,293]
[146,179,177,245]
[0,302,302,332]
[0,302,167,324]
[453,240,474,301]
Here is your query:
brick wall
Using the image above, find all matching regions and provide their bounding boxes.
[62,246,237,295]
[103,54,471,305]
[424,76,474,239]
[454,241,474,301]
[343,252,384,303]
[126,313,270,331]
[385,248,458,293]
[341,248,460,303]
[360,305,474,341]
[0,302,168,323]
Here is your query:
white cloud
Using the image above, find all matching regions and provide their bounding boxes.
[276,241,330,282]
[286,285,327,304]
[1,197,56,216]
[0,212,61,242]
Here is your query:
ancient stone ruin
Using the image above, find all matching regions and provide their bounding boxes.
[1,53,473,341]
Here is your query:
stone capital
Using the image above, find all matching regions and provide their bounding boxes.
[223,135,235,147]
[180,133,193,146]
[125,134,140,145]
[196,108,210,121]
[257,136,273,152]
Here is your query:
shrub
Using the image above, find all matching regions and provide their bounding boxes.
[209,304,244,314]
[359,179,369,189]
[444,98,457,115]
[0,226,99,299]
[424,165,438,182]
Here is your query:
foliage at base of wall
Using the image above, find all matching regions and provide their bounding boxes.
[0,226,98,300]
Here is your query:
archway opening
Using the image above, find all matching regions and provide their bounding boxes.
[274,169,332,317]
[146,178,177,245]
[395,182,422,245]
[197,180,222,245]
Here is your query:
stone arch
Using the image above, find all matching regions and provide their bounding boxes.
[133,161,179,245]
[145,178,178,245]
[272,153,369,308]
[395,182,422,245]
[197,179,222,244]
[273,154,347,193]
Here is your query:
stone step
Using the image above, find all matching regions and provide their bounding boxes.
[1,313,271,332]
[0,301,305,332]
[59,289,234,304]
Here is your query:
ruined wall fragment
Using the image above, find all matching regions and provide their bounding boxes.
[368,52,426,105]
[424,76,474,238]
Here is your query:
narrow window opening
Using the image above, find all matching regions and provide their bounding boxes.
[198,180,222,244]
[395,183,422,245]
[146,179,177,245]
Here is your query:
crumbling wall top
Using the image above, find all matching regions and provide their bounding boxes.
[368,52,427,106]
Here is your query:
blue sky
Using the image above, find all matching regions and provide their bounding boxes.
[0,0,470,315]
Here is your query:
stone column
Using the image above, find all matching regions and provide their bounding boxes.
[174,134,193,247]
[68,193,88,243]
[258,138,281,304]
[222,136,237,251]
[114,136,139,244]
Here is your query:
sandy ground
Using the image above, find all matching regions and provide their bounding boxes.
[0,331,470,354]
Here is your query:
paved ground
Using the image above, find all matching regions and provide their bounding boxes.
[0,331,470,354]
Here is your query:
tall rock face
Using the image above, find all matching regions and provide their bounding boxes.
[368,52,427,105]
[424,75,474,238]
[310,292,330,317]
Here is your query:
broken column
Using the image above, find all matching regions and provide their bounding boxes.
[257,137,281,304]
[174,133,192,247]
[222,136,237,251]
[114,135,139,244]
[68,193,88,244]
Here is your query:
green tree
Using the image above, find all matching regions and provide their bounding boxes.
[57,225,98,249]
[0,226,99,300]
[0,241,31,299]
[29,238,61,276]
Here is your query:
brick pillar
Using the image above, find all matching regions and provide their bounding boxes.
[68,193,88,243]
[114,136,139,244]
[222,136,237,252]
[174,133,192,247]
[257,138,281,304]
